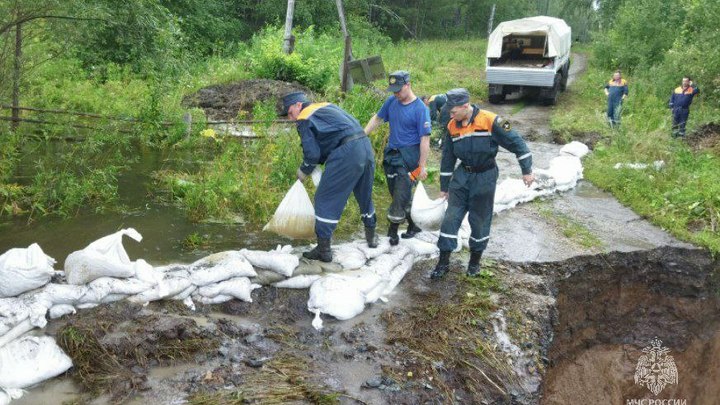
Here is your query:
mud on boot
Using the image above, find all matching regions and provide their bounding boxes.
[303,238,332,262]
[387,222,400,246]
[430,251,451,280]
[365,227,378,248]
[401,217,422,239]
[466,251,483,277]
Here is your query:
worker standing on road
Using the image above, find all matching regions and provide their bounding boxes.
[604,70,628,128]
[431,88,534,279]
[669,76,700,138]
[364,71,431,245]
[281,92,378,262]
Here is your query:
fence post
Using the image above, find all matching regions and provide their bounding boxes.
[11,23,22,132]
[183,112,192,137]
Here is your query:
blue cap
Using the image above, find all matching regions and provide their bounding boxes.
[281,91,309,115]
[445,88,470,107]
[387,70,410,92]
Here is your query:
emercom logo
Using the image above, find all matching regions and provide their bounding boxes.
[634,337,678,395]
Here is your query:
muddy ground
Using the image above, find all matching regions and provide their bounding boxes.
[17,52,720,405]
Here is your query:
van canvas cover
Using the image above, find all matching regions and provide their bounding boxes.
[487,16,571,59]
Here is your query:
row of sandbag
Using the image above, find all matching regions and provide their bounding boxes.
[409,141,589,234]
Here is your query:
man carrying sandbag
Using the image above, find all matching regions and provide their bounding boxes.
[281,92,378,262]
[431,88,534,279]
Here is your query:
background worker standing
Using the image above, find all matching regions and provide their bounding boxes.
[669,76,700,138]
[364,71,431,245]
[431,88,534,279]
[604,70,628,128]
[281,92,378,262]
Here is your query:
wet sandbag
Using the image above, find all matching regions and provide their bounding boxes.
[332,243,366,270]
[64,228,143,285]
[274,274,322,289]
[241,246,298,277]
[398,237,438,257]
[49,304,76,319]
[0,336,72,390]
[308,275,366,327]
[410,182,447,231]
[189,251,256,286]
[250,269,287,286]
[196,277,261,303]
[0,243,55,298]
[129,277,192,303]
[559,141,589,158]
[263,180,315,239]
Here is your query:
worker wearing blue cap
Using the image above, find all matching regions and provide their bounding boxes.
[364,70,431,245]
[430,88,535,279]
[281,91,377,262]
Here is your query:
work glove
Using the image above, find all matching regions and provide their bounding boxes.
[409,166,427,181]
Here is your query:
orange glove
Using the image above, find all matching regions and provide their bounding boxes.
[409,166,423,181]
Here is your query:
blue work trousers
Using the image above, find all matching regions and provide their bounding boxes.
[672,107,690,138]
[607,98,623,127]
[437,167,498,252]
[314,138,377,239]
[382,151,415,224]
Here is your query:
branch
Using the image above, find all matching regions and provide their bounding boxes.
[369,4,416,39]
[0,15,106,36]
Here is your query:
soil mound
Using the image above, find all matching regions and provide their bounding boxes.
[686,122,720,153]
[182,79,312,120]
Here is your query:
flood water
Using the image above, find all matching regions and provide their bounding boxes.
[0,141,289,266]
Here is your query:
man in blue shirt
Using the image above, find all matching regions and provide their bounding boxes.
[281,92,377,262]
[604,70,628,128]
[364,71,431,245]
[669,76,700,138]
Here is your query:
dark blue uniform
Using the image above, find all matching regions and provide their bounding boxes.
[427,94,448,125]
[438,106,532,253]
[669,85,700,137]
[605,79,628,127]
[296,103,376,239]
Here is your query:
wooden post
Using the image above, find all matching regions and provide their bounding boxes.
[183,112,192,137]
[282,0,296,54]
[11,23,22,132]
[336,0,353,93]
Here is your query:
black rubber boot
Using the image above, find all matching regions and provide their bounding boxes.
[467,251,483,277]
[365,227,378,248]
[401,217,422,239]
[303,238,332,262]
[387,223,400,246]
[430,251,451,280]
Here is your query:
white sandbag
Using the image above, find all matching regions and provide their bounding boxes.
[129,277,192,303]
[189,251,257,286]
[559,141,589,158]
[0,336,73,389]
[171,285,196,301]
[398,237,438,256]
[33,283,87,306]
[156,264,190,279]
[64,228,143,285]
[0,319,34,349]
[414,231,439,245]
[87,277,152,296]
[49,304,76,319]
[196,277,260,303]
[362,253,402,279]
[134,259,164,286]
[0,243,55,297]
[381,254,415,298]
[251,269,287,285]
[0,297,47,336]
[307,275,366,324]
[76,280,112,305]
[182,296,196,311]
[77,303,98,309]
[493,178,539,213]
[547,155,583,191]
[100,293,128,304]
[410,182,447,231]
[274,275,322,289]
[241,247,298,277]
[263,180,315,239]
[0,388,22,405]
[332,244,366,270]
[195,294,234,305]
[354,237,392,260]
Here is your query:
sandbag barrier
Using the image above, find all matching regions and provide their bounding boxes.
[0,141,589,403]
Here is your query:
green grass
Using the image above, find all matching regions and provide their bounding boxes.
[551,52,720,253]
[536,202,604,249]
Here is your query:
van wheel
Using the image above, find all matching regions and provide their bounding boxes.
[489,94,505,104]
[542,74,561,105]
[559,64,569,91]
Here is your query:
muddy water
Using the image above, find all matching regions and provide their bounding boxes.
[0,143,285,266]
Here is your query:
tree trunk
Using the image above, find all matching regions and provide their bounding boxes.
[282,0,296,54]
[336,0,353,92]
[11,23,22,132]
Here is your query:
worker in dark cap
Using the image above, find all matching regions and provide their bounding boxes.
[364,70,431,245]
[431,88,534,279]
[280,91,378,262]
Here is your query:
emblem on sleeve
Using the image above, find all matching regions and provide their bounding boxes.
[501,120,512,131]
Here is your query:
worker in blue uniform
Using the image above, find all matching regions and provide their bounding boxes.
[604,70,628,128]
[365,71,431,245]
[281,92,377,262]
[431,88,535,279]
[669,76,700,138]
